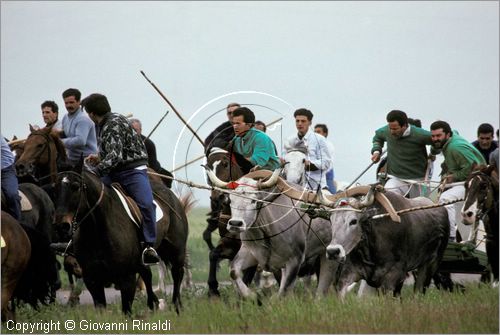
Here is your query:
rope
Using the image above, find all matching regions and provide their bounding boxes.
[147,171,464,217]
[371,198,465,220]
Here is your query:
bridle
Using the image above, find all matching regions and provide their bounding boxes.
[283,149,307,186]
[465,171,495,224]
[19,132,56,183]
[57,170,104,237]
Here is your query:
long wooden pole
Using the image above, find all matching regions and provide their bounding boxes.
[345,149,386,189]
[140,70,205,147]
[146,110,169,140]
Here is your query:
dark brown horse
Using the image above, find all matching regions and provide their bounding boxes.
[461,165,499,283]
[204,149,257,296]
[15,126,67,185]
[1,211,31,322]
[11,127,84,303]
[53,162,190,314]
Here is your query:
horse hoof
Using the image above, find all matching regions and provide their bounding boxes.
[208,289,221,298]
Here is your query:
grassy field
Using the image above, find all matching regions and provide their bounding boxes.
[3,206,499,334]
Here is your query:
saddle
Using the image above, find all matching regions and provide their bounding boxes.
[110,183,164,228]
[18,190,32,211]
[111,183,142,227]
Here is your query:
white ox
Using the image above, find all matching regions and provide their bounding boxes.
[205,168,337,299]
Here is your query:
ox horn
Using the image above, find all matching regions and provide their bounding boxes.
[257,168,282,189]
[318,189,335,207]
[202,164,230,188]
[359,185,376,207]
[348,184,376,209]
[374,192,401,223]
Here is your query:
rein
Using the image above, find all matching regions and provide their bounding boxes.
[465,171,496,246]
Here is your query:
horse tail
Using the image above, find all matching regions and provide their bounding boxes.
[14,224,59,308]
[178,192,197,216]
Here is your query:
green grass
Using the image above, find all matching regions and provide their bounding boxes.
[4,207,499,334]
[5,283,498,334]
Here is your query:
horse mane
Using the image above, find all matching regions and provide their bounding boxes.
[49,130,67,161]
[468,164,499,194]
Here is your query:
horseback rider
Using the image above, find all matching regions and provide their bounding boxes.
[230,106,280,173]
[285,108,332,192]
[1,135,21,220]
[81,93,160,265]
[59,88,98,168]
[204,102,239,156]
[430,120,486,242]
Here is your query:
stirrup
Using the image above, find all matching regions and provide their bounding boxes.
[142,247,160,266]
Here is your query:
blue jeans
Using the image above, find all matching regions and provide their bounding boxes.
[102,168,157,244]
[326,168,336,194]
[1,164,21,220]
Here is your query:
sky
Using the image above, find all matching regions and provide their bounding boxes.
[1,1,498,207]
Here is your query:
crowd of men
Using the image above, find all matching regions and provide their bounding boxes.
[2,91,499,263]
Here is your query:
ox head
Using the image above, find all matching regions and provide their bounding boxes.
[205,166,281,232]
[461,167,496,225]
[324,187,376,263]
[283,140,308,185]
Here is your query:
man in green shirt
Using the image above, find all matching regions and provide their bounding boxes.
[371,110,434,197]
[430,120,486,241]
[230,107,280,173]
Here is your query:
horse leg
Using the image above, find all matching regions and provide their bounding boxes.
[170,262,184,315]
[203,216,218,251]
[484,217,499,282]
[139,266,159,311]
[182,251,193,289]
[207,243,226,297]
[84,278,106,309]
[119,274,137,315]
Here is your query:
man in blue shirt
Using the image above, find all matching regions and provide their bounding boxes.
[230,107,280,173]
[60,88,98,166]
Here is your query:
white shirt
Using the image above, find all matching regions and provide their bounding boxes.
[285,129,332,190]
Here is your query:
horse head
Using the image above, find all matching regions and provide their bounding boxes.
[53,160,101,241]
[206,147,243,183]
[16,127,66,183]
[283,140,308,185]
[461,165,498,225]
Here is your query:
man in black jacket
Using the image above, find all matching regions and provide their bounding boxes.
[130,118,173,188]
[204,102,240,155]
[82,93,160,265]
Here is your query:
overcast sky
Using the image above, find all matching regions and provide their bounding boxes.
[1,1,498,206]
